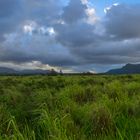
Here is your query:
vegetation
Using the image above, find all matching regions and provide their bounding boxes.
[0,75,139,140]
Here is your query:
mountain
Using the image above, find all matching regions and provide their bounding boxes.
[106,63,140,74]
[0,67,18,74]
[21,69,52,75]
[0,67,57,75]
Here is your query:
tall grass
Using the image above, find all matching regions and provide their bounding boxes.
[0,75,139,139]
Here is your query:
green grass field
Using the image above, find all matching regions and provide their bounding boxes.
[0,75,140,140]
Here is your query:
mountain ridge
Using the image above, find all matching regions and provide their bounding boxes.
[0,67,57,75]
[0,63,140,75]
[106,63,140,74]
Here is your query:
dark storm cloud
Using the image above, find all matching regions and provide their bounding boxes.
[0,0,140,72]
[0,0,92,67]
[0,32,79,67]
[55,23,99,48]
[0,0,24,40]
[68,38,140,66]
[0,0,18,17]
[54,0,101,48]
[62,0,87,24]
[25,0,63,25]
[0,0,63,40]
[54,3,140,67]
[105,4,140,40]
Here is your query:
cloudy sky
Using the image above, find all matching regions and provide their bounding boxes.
[0,0,140,73]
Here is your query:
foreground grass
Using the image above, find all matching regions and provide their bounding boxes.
[0,75,139,140]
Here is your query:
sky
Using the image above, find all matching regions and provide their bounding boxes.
[0,0,140,73]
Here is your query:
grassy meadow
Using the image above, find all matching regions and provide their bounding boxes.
[0,75,139,140]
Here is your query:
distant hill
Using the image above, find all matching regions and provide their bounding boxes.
[21,69,52,75]
[106,63,140,74]
[0,67,18,74]
[0,67,57,75]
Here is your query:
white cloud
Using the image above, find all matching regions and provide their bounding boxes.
[81,0,88,5]
[85,8,99,25]
[104,3,120,14]
[23,21,37,35]
[0,61,59,71]
[47,27,56,36]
